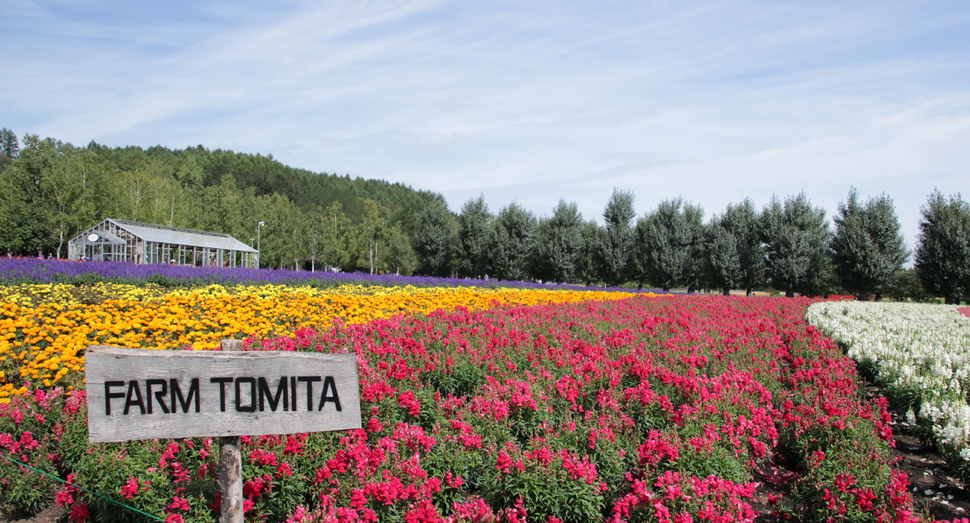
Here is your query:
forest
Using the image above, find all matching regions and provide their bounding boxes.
[1,128,968,302]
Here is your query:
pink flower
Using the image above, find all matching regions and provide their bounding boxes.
[452,497,495,522]
[119,477,139,499]
[398,390,421,416]
[165,496,190,512]
[277,462,294,477]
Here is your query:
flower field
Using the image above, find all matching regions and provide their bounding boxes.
[806,302,970,481]
[0,278,929,523]
[0,282,634,401]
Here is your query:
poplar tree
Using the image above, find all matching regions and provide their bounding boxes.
[720,199,765,295]
[703,221,741,295]
[531,199,584,284]
[456,195,493,278]
[915,190,970,304]
[634,198,703,292]
[490,202,537,281]
[760,192,832,298]
[578,219,602,286]
[597,188,636,286]
[831,189,909,300]
[413,198,456,277]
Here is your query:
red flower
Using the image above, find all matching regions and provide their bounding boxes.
[69,503,89,522]
[119,477,139,499]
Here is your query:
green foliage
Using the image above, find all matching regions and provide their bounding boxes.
[719,199,765,295]
[0,128,19,169]
[832,188,909,300]
[0,390,75,518]
[703,222,742,295]
[914,190,970,304]
[425,358,486,398]
[760,192,832,297]
[345,198,417,275]
[0,129,941,295]
[456,195,494,279]
[1,138,440,270]
[634,198,704,291]
[597,188,636,287]
[305,201,350,272]
[489,202,537,282]
[531,199,585,284]
[886,268,934,302]
[577,219,602,286]
[477,441,605,523]
[413,197,457,277]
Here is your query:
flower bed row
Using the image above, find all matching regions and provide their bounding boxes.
[0,283,636,400]
[2,296,918,522]
[0,257,653,293]
[805,301,970,481]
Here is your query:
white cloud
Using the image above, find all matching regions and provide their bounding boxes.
[2,0,968,255]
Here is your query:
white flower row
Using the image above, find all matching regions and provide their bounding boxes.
[806,301,970,469]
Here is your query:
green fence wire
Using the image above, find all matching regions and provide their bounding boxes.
[0,453,166,522]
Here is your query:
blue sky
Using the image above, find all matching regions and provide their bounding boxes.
[2,0,969,255]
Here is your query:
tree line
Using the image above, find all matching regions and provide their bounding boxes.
[0,129,439,273]
[415,189,968,304]
[1,128,968,302]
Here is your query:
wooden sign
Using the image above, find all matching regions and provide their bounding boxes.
[85,346,361,443]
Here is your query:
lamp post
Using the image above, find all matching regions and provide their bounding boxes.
[256,221,265,269]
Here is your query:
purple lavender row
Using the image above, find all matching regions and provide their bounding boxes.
[0,257,665,294]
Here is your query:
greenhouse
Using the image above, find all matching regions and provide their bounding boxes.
[68,219,259,267]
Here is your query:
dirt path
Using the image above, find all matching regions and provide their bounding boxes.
[2,504,67,523]
[891,416,970,521]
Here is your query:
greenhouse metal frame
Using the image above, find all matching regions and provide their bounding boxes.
[68,219,259,268]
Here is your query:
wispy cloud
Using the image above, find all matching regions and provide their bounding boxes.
[3,0,968,251]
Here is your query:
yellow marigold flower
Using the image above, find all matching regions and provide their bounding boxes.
[0,282,648,397]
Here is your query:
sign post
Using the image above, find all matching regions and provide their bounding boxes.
[85,342,361,523]
[219,339,244,523]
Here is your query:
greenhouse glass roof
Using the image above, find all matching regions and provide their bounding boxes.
[108,219,257,252]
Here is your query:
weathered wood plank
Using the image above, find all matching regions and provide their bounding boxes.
[219,339,244,523]
[85,345,361,443]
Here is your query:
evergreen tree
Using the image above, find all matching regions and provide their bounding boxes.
[682,203,706,292]
[0,128,19,170]
[914,190,970,304]
[413,198,456,277]
[759,192,832,298]
[634,198,704,292]
[831,188,909,300]
[703,221,741,295]
[457,195,494,279]
[719,199,765,295]
[489,202,537,281]
[596,188,636,286]
[578,219,602,286]
[531,199,584,284]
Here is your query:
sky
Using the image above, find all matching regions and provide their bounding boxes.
[2,0,969,256]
